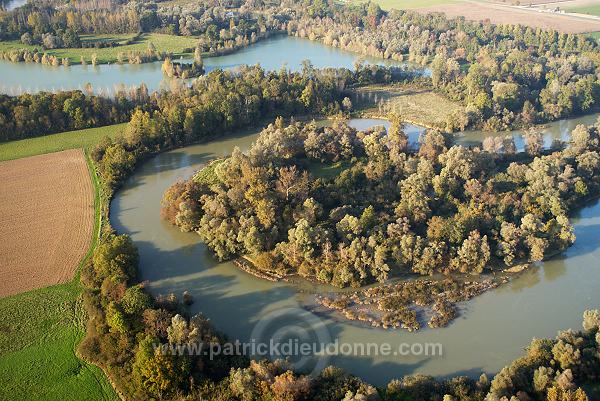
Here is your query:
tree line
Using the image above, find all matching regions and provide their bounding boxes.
[90,63,418,192]
[0,0,286,55]
[0,90,141,142]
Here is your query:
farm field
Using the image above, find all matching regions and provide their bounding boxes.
[414,1,600,33]
[0,33,199,64]
[0,123,126,162]
[0,281,119,401]
[353,84,464,129]
[0,149,95,297]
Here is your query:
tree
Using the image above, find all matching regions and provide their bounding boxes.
[498,222,522,265]
[451,230,490,274]
[583,310,600,331]
[137,347,190,398]
[272,371,311,401]
[524,129,544,156]
[93,234,139,281]
[342,97,353,112]
[121,285,152,315]
[106,302,129,333]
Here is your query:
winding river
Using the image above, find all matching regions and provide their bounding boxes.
[4,31,598,384]
[111,115,600,385]
[0,35,416,95]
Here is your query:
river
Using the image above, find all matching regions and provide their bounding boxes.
[110,115,600,385]
[5,27,596,384]
[0,35,417,95]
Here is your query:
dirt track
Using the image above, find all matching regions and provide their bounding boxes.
[416,1,600,33]
[0,149,94,298]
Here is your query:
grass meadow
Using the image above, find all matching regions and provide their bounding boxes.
[0,123,126,161]
[353,84,464,129]
[567,4,600,17]
[0,281,118,401]
[0,32,199,64]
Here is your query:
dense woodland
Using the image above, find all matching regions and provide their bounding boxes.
[161,116,600,286]
[283,1,600,130]
[3,0,600,126]
[86,65,600,398]
[0,0,287,57]
[90,63,415,191]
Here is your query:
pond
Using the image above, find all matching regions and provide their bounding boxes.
[0,0,26,11]
[110,117,600,385]
[0,35,421,95]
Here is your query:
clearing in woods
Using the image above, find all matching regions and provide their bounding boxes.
[353,84,464,129]
[0,148,95,298]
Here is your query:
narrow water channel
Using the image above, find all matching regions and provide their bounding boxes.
[111,117,600,385]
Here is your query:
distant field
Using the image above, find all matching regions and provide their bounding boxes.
[0,149,94,297]
[344,0,460,10]
[0,33,199,64]
[566,4,600,17]
[0,123,126,162]
[414,2,600,33]
[354,85,464,129]
[0,281,118,400]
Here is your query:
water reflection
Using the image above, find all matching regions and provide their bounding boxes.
[0,36,424,95]
[457,113,600,151]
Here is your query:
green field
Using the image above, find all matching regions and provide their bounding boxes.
[0,282,118,401]
[0,123,125,399]
[0,123,126,161]
[0,33,199,64]
[0,149,117,400]
[588,31,600,39]
[567,4,600,17]
[343,0,460,10]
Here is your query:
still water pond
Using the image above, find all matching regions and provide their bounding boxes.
[0,35,417,95]
[111,117,600,385]
[0,0,26,11]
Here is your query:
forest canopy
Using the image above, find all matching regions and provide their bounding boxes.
[162,116,600,287]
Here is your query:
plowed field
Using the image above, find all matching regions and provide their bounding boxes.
[0,149,94,297]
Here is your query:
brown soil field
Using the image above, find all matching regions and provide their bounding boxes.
[491,0,575,5]
[415,1,600,33]
[0,149,94,298]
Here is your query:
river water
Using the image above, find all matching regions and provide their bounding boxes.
[5,29,595,384]
[0,35,415,95]
[110,115,600,385]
